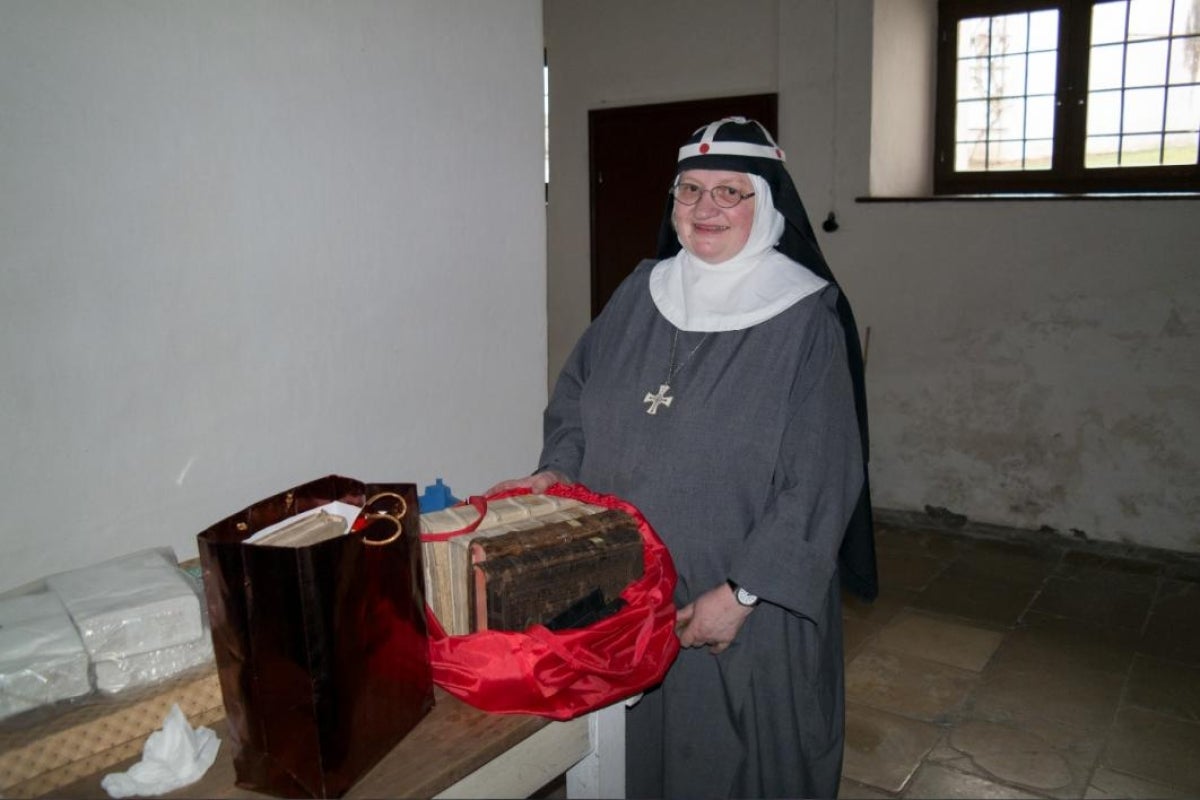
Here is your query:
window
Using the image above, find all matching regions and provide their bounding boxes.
[935,0,1200,193]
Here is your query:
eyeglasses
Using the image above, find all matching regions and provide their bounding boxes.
[669,181,756,209]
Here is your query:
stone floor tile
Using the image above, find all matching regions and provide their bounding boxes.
[954,539,1062,587]
[1151,579,1200,623]
[926,739,971,765]
[842,702,944,793]
[846,646,978,723]
[853,522,1195,800]
[922,746,998,788]
[947,720,1074,794]
[903,762,1042,799]
[1163,557,1200,583]
[1138,615,1200,666]
[970,659,1125,732]
[1084,766,1196,799]
[875,610,1004,672]
[911,571,1036,628]
[843,614,881,663]
[1136,580,1200,666]
[1124,655,1200,722]
[843,585,919,627]
[1059,550,1163,578]
[991,611,1138,676]
[875,525,963,560]
[838,776,893,799]
[966,536,1062,559]
[876,549,948,592]
[1102,706,1200,792]
[938,714,1105,800]
[1029,575,1154,630]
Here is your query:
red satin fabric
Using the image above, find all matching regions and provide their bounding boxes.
[426,483,680,720]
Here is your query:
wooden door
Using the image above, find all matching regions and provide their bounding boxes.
[588,94,777,318]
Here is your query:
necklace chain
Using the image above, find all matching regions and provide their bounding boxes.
[643,330,711,415]
[665,329,711,385]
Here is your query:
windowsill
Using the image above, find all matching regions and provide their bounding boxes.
[857,192,1200,202]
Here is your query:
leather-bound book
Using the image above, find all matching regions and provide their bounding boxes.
[469,510,643,632]
[420,495,608,635]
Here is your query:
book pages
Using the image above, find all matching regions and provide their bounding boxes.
[420,495,606,634]
[247,511,347,548]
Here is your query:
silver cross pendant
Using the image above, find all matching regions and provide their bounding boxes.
[643,384,673,415]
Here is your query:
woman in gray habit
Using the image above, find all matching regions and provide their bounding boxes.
[491,117,876,799]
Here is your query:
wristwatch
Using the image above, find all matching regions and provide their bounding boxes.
[727,579,759,607]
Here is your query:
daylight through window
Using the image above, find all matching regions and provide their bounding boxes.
[1085,0,1200,168]
[953,9,1060,171]
[936,0,1200,193]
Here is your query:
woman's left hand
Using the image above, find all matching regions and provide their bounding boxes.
[483,469,570,496]
[675,582,755,655]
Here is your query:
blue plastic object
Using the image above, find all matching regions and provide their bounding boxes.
[417,478,459,512]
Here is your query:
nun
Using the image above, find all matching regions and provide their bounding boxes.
[492,117,876,799]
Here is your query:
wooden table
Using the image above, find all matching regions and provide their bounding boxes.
[44,688,625,799]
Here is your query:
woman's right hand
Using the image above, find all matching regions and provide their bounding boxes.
[484,469,571,496]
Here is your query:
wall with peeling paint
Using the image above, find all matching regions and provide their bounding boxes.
[833,201,1199,553]
[546,0,1200,554]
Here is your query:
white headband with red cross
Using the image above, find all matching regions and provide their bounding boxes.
[677,117,786,162]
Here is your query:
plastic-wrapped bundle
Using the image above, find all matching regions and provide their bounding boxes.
[0,592,91,720]
[46,549,210,694]
[91,632,214,695]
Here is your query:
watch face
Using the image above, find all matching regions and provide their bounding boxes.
[736,587,758,606]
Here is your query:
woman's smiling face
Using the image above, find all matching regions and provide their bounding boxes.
[671,170,756,264]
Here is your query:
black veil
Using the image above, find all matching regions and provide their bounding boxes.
[656,118,878,601]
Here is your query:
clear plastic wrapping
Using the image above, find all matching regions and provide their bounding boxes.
[0,548,214,719]
[92,631,214,695]
[46,549,205,664]
[0,592,91,720]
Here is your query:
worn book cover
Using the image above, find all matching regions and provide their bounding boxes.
[420,496,606,634]
[469,510,644,633]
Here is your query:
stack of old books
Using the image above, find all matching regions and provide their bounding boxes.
[420,494,644,636]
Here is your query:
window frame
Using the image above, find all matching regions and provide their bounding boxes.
[935,0,1200,194]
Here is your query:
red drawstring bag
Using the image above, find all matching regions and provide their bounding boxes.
[424,482,680,720]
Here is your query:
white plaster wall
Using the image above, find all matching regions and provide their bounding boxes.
[869,0,936,196]
[0,1,547,591]
[544,0,1200,553]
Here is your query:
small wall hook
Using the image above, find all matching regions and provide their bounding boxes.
[822,212,839,233]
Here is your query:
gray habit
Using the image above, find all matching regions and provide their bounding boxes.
[539,261,863,799]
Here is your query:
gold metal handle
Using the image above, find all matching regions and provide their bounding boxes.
[359,491,409,546]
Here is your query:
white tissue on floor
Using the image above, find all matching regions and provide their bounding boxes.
[101,703,220,798]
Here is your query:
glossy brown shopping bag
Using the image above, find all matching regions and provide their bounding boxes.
[197,475,433,798]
